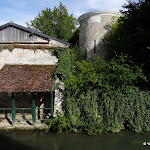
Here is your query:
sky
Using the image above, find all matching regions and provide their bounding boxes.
[0,0,134,26]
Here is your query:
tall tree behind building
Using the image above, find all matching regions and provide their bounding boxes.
[26,2,78,42]
[103,0,150,87]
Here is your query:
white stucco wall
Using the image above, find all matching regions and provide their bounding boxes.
[49,39,69,47]
[0,48,58,69]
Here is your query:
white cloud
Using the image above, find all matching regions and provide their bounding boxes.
[65,0,127,18]
[0,0,128,26]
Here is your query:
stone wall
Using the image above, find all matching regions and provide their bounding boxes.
[78,11,120,59]
[49,39,69,48]
[54,78,64,115]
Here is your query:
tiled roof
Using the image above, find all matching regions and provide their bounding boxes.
[0,64,56,93]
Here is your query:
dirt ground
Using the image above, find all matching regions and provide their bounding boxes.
[0,113,48,130]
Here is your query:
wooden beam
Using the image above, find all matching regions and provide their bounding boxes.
[32,93,36,127]
[11,93,16,126]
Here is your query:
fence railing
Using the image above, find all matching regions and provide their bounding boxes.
[0,107,53,126]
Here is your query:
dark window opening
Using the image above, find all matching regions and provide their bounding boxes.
[29,33,33,37]
[94,40,96,53]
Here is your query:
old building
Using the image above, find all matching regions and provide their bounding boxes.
[78,11,120,59]
[0,22,70,47]
[0,22,70,128]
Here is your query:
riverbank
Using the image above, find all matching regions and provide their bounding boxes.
[0,117,47,130]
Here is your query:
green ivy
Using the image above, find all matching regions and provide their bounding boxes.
[64,55,147,95]
[47,48,149,134]
[8,46,14,52]
[103,0,150,87]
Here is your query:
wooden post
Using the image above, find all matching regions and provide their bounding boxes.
[32,93,36,126]
[12,93,16,126]
[39,101,44,120]
[50,85,56,118]
[50,91,53,118]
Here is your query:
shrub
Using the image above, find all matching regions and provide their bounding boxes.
[47,52,149,134]
[8,45,14,52]
[103,0,150,86]
[47,90,150,134]
[64,55,147,95]
[53,46,87,82]
[0,45,3,51]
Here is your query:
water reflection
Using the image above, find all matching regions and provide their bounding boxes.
[0,130,150,150]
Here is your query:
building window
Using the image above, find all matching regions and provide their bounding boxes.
[94,40,96,53]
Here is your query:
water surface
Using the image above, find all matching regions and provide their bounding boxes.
[0,130,150,150]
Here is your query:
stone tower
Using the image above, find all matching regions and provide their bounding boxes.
[78,11,120,59]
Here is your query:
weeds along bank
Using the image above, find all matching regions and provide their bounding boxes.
[59,90,150,134]
[46,47,150,134]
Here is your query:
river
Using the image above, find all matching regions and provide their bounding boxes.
[0,130,150,150]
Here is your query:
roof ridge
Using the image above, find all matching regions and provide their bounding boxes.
[0,22,71,46]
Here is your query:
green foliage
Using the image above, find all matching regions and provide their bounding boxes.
[0,45,3,51]
[8,45,14,52]
[47,1,150,133]
[26,2,78,41]
[53,48,76,82]
[102,90,150,133]
[68,28,79,46]
[52,46,87,82]
[103,0,150,85]
[123,91,150,132]
[47,90,150,134]
[47,49,149,134]
[64,55,147,95]
[46,111,73,133]
[60,55,148,134]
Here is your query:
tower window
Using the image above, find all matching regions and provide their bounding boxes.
[94,40,96,53]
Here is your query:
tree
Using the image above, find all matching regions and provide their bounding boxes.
[26,2,78,42]
[103,0,150,85]
[68,28,79,46]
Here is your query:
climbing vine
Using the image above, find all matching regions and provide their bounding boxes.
[47,48,149,134]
